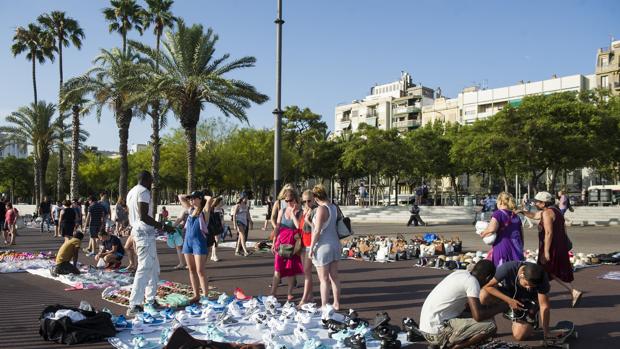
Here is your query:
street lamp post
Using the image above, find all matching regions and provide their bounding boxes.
[273,0,284,198]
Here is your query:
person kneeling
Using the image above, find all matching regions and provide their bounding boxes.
[96,231,125,269]
[53,232,84,276]
[420,260,506,349]
[480,261,551,341]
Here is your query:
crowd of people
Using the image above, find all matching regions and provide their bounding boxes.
[13,171,583,347]
[43,170,343,318]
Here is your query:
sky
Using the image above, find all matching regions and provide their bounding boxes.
[1,0,619,151]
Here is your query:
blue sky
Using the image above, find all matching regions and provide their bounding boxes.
[1,0,619,151]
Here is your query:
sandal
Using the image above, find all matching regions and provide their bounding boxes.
[172,264,186,270]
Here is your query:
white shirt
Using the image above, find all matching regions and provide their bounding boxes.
[419,270,481,334]
[126,184,154,236]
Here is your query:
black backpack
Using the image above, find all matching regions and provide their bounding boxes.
[39,304,116,345]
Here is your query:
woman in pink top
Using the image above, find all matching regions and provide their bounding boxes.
[4,202,19,245]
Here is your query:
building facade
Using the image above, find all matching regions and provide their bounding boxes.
[0,133,29,159]
[595,39,620,95]
[334,72,435,136]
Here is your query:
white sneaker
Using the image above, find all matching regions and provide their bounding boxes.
[279,305,296,321]
[321,304,334,320]
[250,311,269,329]
[294,323,310,344]
[301,303,318,315]
[294,311,312,326]
[210,255,219,262]
[227,301,243,318]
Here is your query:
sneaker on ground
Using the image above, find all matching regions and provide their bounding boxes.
[126,305,144,317]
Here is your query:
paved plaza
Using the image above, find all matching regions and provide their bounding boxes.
[1,223,619,348]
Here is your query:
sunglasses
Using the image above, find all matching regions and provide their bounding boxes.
[303,199,313,203]
[285,199,294,203]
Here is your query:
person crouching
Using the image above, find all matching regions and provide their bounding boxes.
[52,232,84,276]
[96,231,125,269]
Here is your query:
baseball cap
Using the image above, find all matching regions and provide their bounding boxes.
[187,191,204,199]
[533,191,554,203]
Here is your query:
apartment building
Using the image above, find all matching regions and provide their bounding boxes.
[595,39,620,95]
[0,134,29,159]
[421,96,459,126]
[334,71,435,136]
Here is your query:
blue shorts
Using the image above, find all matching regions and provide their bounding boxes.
[182,232,209,255]
[112,252,124,260]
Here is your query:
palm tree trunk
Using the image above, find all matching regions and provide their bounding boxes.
[58,42,63,90]
[150,104,161,217]
[40,151,50,202]
[117,111,131,200]
[57,146,65,200]
[32,56,37,104]
[33,159,40,205]
[184,126,197,193]
[70,106,80,199]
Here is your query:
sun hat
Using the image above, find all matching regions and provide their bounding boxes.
[533,191,554,203]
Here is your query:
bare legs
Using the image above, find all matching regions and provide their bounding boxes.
[185,253,208,302]
[124,235,137,270]
[551,277,583,307]
[316,261,341,310]
[270,272,295,300]
[299,249,314,304]
[174,246,185,269]
[210,235,220,261]
[480,288,532,341]
[235,224,249,255]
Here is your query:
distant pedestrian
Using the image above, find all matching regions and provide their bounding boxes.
[520,193,534,228]
[0,197,6,238]
[115,198,129,236]
[406,203,426,226]
[358,183,367,207]
[58,200,77,242]
[209,197,225,262]
[39,197,52,233]
[4,202,19,245]
[557,190,571,215]
[159,206,169,224]
[232,195,252,256]
[52,201,62,238]
[262,196,274,231]
[83,195,105,256]
[72,199,83,230]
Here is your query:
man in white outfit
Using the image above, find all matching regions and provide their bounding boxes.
[126,171,173,316]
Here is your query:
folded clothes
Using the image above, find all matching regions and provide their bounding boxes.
[45,309,87,322]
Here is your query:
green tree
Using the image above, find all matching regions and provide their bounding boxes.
[0,102,57,204]
[0,157,34,203]
[132,20,269,192]
[64,48,149,199]
[102,0,144,54]
[79,151,120,196]
[140,0,177,214]
[11,23,55,105]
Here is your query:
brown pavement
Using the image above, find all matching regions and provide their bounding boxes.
[1,223,619,348]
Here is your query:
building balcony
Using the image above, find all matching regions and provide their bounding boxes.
[394,119,420,129]
[614,82,620,90]
[393,105,420,115]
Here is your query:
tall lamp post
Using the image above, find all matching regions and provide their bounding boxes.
[273,0,284,198]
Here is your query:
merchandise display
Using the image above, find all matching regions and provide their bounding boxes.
[106,294,418,349]
[102,281,221,308]
[27,265,134,290]
[342,234,462,263]
[0,250,56,273]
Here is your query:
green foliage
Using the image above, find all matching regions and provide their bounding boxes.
[0,157,34,202]
[79,151,120,195]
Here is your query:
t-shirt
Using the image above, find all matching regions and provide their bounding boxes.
[5,208,18,225]
[559,195,569,210]
[419,270,481,334]
[40,201,51,214]
[127,184,154,236]
[52,205,62,220]
[494,261,549,300]
[56,238,81,264]
[103,235,125,256]
[88,202,105,227]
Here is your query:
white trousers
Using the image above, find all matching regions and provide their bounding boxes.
[129,235,160,307]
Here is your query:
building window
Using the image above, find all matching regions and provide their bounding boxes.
[601,75,608,88]
[601,56,609,67]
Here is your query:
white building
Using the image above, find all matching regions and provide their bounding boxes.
[334,72,435,136]
[130,143,148,154]
[0,134,29,159]
[457,74,595,124]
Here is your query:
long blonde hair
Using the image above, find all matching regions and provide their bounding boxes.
[497,192,516,210]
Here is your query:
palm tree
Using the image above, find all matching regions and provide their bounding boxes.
[141,0,177,215]
[132,20,269,192]
[11,23,55,105]
[102,0,144,54]
[60,88,90,200]
[0,102,57,204]
[53,112,89,200]
[39,11,85,199]
[64,48,148,199]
